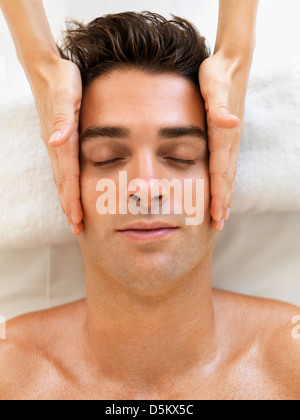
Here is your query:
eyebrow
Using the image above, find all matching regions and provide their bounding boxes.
[79,125,208,143]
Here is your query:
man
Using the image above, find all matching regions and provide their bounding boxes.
[0,11,299,400]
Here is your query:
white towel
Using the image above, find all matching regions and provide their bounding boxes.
[0,96,74,249]
[232,68,300,213]
[0,69,299,249]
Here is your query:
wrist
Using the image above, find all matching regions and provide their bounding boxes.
[210,50,252,119]
[214,38,256,68]
[213,46,254,75]
[22,47,61,82]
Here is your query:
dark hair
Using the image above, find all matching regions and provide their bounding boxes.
[56,11,210,92]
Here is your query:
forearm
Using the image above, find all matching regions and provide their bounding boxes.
[0,0,60,76]
[215,0,259,62]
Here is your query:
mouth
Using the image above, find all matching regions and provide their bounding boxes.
[117,227,179,241]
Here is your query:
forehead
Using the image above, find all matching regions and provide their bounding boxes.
[80,68,206,133]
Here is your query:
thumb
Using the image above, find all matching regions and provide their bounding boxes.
[48,113,75,147]
[209,104,240,129]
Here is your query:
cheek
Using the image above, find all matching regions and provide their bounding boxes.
[190,165,210,214]
[204,172,211,211]
[80,173,99,219]
[203,168,212,222]
[185,164,211,226]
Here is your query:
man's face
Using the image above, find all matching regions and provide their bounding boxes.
[78,68,217,295]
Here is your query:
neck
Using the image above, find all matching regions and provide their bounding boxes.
[82,257,216,395]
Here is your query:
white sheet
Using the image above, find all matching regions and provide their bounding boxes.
[212,211,300,305]
[0,243,85,320]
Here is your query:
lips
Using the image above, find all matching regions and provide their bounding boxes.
[116,221,179,241]
[117,221,178,231]
[117,227,178,241]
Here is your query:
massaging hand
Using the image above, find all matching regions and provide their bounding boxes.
[32,56,84,235]
[199,51,249,232]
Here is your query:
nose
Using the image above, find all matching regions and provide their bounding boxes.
[127,152,170,213]
[129,181,162,211]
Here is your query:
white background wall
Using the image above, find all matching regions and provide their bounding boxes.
[1,0,300,100]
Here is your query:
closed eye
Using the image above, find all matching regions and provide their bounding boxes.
[94,158,123,167]
[166,158,196,165]
[94,157,196,167]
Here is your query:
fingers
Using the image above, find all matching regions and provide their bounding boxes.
[199,54,247,233]
[47,128,83,235]
[55,130,84,234]
[210,108,240,129]
[71,221,84,236]
[47,146,68,216]
[49,105,83,234]
[210,173,231,231]
[225,137,240,210]
[48,117,75,147]
[31,58,83,235]
[208,124,241,232]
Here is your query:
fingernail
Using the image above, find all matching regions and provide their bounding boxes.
[49,131,62,144]
[219,210,223,222]
[218,219,225,231]
[71,224,81,235]
[225,207,231,221]
[71,213,76,225]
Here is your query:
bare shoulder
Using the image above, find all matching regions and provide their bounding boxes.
[0,300,85,400]
[213,289,300,398]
